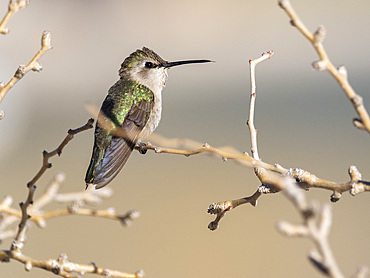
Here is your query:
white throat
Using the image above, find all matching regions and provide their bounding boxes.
[133,68,168,139]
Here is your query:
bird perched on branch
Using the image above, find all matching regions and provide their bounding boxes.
[85,47,211,189]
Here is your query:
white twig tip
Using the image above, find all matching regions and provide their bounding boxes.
[10,0,29,11]
[41,30,52,50]
[278,0,291,9]
[136,269,145,278]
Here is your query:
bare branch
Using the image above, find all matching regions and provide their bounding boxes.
[0,0,29,34]
[143,136,370,203]
[207,190,261,231]
[353,266,369,278]
[0,172,141,277]
[276,177,345,278]
[278,0,370,133]
[87,104,370,203]
[0,119,141,277]
[0,30,52,106]
[10,184,35,253]
[0,250,144,278]
[0,173,134,239]
[247,50,274,160]
[27,118,94,188]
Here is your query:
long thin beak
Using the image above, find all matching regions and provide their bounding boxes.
[163,59,213,68]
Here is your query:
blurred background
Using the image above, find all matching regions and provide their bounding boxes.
[1,0,370,277]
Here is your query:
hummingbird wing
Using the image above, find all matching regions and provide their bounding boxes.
[85,80,154,189]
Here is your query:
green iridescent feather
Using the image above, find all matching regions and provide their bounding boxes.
[85,79,154,187]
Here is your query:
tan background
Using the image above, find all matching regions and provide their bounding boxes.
[1,0,370,277]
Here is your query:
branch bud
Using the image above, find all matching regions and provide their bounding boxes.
[0,27,9,34]
[351,95,363,108]
[337,65,348,79]
[118,210,140,226]
[135,269,145,278]
[41,30,52,50]
[57,253,68,263]
[348,165,361,182]
[25,260,32,271]
[353,118,365,130]
[312,60,327,71]
[9,0,29,11]
[31,62,43,72]
[276,221,308,237]
[14,65,26,79]
[208,221,218,231]
[314,25,326,43]
[330,191,341,202]
[278,0,291,10]
[350,183,365,196]
[207,201,231,214]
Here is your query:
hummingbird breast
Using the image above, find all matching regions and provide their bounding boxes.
[139,89,162,139]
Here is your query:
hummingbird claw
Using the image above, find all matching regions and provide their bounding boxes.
[138,142,147,155]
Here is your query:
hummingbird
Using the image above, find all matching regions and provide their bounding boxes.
[85,47,211,189]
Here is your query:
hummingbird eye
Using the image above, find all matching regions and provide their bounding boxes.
[145,62,154,68]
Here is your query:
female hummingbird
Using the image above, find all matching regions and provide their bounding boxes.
[85,47,211,189]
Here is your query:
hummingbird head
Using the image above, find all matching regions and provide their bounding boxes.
[119,47,212,93]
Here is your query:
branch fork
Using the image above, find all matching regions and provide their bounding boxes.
[0,30,52,110]
[0,0,29,34]
[278,0,370,133]
[1,120,141,277]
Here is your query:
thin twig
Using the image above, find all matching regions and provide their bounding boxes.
[0,0,29,34]
[27,118,94,188]
[11,119,94,252]
[0,250,144,278]
[141,139,369,200]
[4,119,94,260]
[207,190,261,231]
[0,173,139,234]
[276,177,345,278]
[10,184,35,253]
[1,119,142,277]
[278,0,370,133]
[247,50,274,160]
[207,51,274,230]
[0,30,52,106]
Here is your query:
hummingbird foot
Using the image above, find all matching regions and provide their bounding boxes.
[137,142,148,155]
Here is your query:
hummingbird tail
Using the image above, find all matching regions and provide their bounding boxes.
[85,135,136,189]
